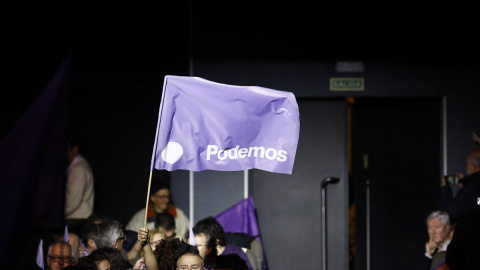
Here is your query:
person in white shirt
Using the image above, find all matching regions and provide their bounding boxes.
[65,136,94,226]
[125,172,189,238]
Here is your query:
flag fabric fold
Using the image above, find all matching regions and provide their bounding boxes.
[150,76,300,174]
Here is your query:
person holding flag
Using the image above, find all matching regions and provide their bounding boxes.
[132,75,299,270]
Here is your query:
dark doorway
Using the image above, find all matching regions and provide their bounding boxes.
[352,97,443,270]
[252,99,349,270]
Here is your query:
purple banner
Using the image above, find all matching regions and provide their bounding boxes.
[216,197,266,269]
[215,197,260,237]
[150,76,300,174]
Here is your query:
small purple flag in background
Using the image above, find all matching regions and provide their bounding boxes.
[36,239,44,270]
[64,225,69,242]
[216,197,260,239]
[80,240,90,257]
[216,197,266,269]
[150,76,300,174]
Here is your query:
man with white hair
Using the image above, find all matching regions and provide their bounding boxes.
[94,220,133,268]
[95,220,126,252]
[47,240,74,270]
[424,211,451,269]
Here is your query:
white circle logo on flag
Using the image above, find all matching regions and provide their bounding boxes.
[161,141,183,164]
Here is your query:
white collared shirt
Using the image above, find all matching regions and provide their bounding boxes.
[67,154,82,173]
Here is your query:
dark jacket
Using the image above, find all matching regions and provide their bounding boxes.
[438,171,480,223]
[446,213,480,270]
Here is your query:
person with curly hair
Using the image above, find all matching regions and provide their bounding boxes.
[137,227,199,270]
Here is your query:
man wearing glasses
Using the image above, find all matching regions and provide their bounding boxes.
[47,240,74,270]
[125,174,189,238]
[96,220,127,252]
[95,220,133,268]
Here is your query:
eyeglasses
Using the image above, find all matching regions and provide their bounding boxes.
[48,255,73,263]
[153,195,170,200]
[117,235,127,241]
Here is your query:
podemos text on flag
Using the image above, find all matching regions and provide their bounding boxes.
[151,76,300,174]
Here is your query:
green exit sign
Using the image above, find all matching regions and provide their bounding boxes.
[330,78,364,91]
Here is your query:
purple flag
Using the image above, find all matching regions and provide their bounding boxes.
[64,225,69,242]
[36,239,44,270]
[215,197,260,237]
[80,240,90,257]
[216,197,266,269]
[150,76,300,174]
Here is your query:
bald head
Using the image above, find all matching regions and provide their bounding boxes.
[466,151,480,175]
[177,253,204,270]
[67,233,80,262]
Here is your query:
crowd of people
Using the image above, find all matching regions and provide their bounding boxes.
[24,136,261,270]
[25,137,480,270]
[30,180,260,270]
[422,148,480,270]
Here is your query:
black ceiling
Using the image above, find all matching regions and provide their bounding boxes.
[1,1,479,82]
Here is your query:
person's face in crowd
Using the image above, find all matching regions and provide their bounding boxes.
[158,226,176,240]
[177,253,203,270]
[151,188,170,212]
[96,259,111,270]
[85,237,98,253]
[194,233,210,259]
[114,229,126,251]
[47,243,73,270]
[427,218,450,245]
[150,232,164,251]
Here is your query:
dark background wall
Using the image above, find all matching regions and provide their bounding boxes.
[1,1,480,268]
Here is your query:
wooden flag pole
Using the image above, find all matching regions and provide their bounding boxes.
[144,171,153,228]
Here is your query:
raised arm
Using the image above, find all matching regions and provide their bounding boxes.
[138,227,159,270]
